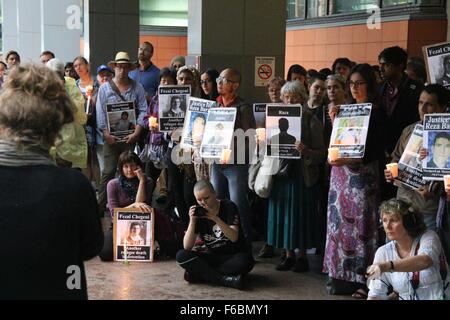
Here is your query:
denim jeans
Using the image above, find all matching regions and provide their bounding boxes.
[210,164,254,240]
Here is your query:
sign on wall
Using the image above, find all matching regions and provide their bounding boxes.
[255,57,275,87]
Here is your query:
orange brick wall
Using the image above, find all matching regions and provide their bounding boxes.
[140,35,187,69]
[286,19,447,74]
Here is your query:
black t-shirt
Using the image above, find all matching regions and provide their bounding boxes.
[0,165,104,300]
[195,200,247,255]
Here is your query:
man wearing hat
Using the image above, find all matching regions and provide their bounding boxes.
[129,41,160,99]
[96,51,148,215]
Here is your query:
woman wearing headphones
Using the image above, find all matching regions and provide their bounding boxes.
[367,198,449,300]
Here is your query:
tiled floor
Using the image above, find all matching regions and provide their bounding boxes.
[85,244,351,300]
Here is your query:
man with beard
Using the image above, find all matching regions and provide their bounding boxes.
[129,41,160,100]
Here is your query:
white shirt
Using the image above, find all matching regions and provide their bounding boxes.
[368,230,449,300]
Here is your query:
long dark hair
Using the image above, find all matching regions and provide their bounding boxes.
[200,68,219,101]
[347,63,380,107]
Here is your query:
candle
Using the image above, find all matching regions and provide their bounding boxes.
[444,175,450,189]
[386,163,399,178]
[85,96,91,114]
[149,116,158,128]
[221,149,232,164]
[328,147,340,161]
[256,128,266,142]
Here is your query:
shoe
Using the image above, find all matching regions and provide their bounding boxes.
[258,243,274,258]
[351,288,368,300]
[275,257,295,271]
[220,274,244,290]
[184,271,202,284]
[292,257,309,273]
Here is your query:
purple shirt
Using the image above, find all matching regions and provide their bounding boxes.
[107,177,154,218]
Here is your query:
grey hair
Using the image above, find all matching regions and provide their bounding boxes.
[280,80,308,102]
[326,74,346,90]
[46,58,65,78]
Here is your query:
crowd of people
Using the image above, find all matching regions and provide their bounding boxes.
[0,42,449,300]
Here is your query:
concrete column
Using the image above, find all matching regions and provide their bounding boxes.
[188,0,286,104]
[84,0,139,73]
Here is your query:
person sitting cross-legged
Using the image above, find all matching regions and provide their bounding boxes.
[176,180,254,290]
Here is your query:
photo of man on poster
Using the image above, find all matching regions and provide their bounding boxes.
[427,132,450,168]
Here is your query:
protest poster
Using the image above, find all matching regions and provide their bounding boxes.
[113,208,155,262]
[253,103,267,128]
[106,101,136,140]
[423,42,450,90]
[158,85,191,133]
[266,104,302,159]
[180,97,214,150]
[394,124,427,190]
[200,108,237,158]
[329,103,372,158]
[422,114,450,181]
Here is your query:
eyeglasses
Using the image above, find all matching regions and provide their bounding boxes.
[349,80,367,88]
[200,79,212,85]
[216,77,236,85]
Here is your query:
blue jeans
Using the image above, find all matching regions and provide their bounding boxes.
[211,164,254,240]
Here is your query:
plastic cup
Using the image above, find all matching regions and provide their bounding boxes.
[221,149,232,164]
[444,175,450,188]
[386,163,399,178]
[256,128,266,142]
[328,147,339,161]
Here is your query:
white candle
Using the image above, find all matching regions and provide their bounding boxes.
[256,128,266,142]
[85,96,91,114]
[386,163,399,178]
[328,147,340,161]
[149,117,158,128]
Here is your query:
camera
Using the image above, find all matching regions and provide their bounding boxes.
[194,206,207,217]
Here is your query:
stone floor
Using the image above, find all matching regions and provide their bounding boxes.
[85,243,351,300]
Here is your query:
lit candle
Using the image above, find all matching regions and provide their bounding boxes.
[328,147,340,161]
[256,128,266,142]
[149,116,158,128]
[221,148,232,164]
[386,163,399,178]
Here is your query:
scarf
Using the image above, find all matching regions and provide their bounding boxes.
[0,139,56,167]
[118,175,139,203]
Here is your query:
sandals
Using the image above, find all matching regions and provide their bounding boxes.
[351,288,368,300]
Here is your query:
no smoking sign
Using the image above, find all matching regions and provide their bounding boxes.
[255,57,275,87]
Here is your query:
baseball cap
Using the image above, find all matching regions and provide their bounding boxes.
[97,64,113,74]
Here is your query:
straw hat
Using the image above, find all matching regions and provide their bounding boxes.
[107,52,136,70]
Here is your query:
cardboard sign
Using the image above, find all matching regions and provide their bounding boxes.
[106,101,136,140]
[113,208,155,262]
[158,85,191,133]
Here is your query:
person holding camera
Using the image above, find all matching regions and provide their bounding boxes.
[176,180,254,290]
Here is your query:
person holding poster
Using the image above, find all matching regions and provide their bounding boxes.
[387,85,449,231]
[0,64,103,299]
[99,151,171,261]
[324,64,388,299]
[264,81,326,273]
[96,51,148,216]
[210,68,256,241]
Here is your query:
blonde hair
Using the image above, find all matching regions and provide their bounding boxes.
[0,63,75,148]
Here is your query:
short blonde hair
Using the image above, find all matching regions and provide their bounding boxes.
[0,63,75,148]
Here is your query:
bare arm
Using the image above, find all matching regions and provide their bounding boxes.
[183,206,199,250]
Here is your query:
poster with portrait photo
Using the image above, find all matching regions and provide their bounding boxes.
[329,103,372,158]
[158,85,191,133]
[253,103,267,128]
[394,124,427,190]
[180,97,214,150]
[113,208,155,262]
[266,104,302,159]
[200,108,237,158]
[423,42,450,90]
[422,114,450,181]
[106,101,136,140]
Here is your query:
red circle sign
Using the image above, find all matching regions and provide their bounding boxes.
[258,64,272,80]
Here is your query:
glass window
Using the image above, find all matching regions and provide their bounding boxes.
[330,0,379,14]
[287,0,306,20]
[307,0,328,18]
[382,0,412,6]
[140,0,188,27]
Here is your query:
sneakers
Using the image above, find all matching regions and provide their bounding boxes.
[292,257,309,273]
[275,256,295,271]
[184,271,202,284]
[220,274,244,290]
[258,243,274,258]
